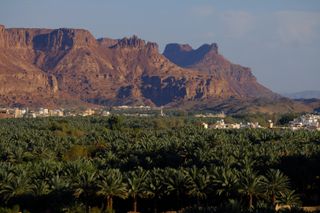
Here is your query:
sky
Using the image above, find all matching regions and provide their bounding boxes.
[0,0,319,93]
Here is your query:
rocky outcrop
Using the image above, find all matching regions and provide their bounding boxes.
[163,43,218,67]
[32,28,97,51]
[1,24,295,112]
[163,43,278,100]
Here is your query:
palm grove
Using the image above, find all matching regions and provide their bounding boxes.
[0,116,320,212]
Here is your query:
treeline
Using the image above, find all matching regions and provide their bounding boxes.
[0,116,320,213]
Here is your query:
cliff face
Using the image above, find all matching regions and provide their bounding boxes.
[0,24,283,111]
[163,43,277,100]
[0,26,58,106]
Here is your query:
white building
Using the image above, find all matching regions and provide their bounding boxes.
[201,122,208,129]
[290,114,320,129]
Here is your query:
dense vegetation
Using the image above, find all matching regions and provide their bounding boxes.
[0,116,320,213]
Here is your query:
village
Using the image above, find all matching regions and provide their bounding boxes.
[0,105,164,119]
[0,107,109,118]
[0,106,319,131]
[200,113,320,131]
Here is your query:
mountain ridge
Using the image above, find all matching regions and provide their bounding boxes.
[283,90,320,99]
[0,24,317,113]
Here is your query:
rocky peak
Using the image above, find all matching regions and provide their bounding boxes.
[113,35,145,48]
[163,43,218,67]
[164,43,192,53]
[97,37,118,47]
[110,35,159,54]
[146,42,159,54]
[198,43,218,54]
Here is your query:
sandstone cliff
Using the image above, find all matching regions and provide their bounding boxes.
[163,43,277,100]
[0,24,312,113]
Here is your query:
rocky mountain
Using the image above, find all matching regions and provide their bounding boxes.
[0,24,315,113]
[163,43,277,100]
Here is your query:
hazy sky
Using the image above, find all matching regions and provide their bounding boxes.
[0,0,319,93]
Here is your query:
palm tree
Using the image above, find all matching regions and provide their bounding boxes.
[33,161,55,182]
[49,174,69,192]
[164,168,192,212]
[238,171,265,210]
[97,169,128,212]
[31,179,50,197]
[262,169,290,207]
[71,170,97,213]
[278,190,301,208]
[211,167,238,200]
[145,168,166,213]
[0,171,32,204]
[126,167,149,213]
[187,166,212,205]
[7,147,29,163]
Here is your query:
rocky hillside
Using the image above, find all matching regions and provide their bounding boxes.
[0,24,315,113]
[163,43,277,99]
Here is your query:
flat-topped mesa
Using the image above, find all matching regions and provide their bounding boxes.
[0,25,97,50]
[0,26,52,49]
[163,43,218,67]
[33,28,97,51]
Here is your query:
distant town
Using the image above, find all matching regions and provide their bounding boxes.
[0,106,319,131]
[200,113,320,131]
[0,105,158,119]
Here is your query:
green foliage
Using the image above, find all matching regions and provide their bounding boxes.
[277,113,299,125]
[63,145,89,161]
[107,115,123,130]
[0,116,319,212]
[0,205,20,213]
[50,120,85,137]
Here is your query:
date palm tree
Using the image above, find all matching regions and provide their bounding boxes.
[97,169,128,212]
[211,167,238,200]
[145,168,166,213]
[126,167,149,213]
[278,190,301,208]
[73,170,97,213]
[187,166,212,205]
[0,171,31,204]
[238,171,265,210]
[31,179,50,197]
[262,169,290,207]
[164,168,192,212]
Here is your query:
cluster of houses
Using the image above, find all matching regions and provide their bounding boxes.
[201,114,320,131]
[0,105,161,119]
[113,105,152,110]
[0,107,111,118]
[1,105,319,131]
[289,114,320,130]
[194,112,226,118]
[201,119,268,129]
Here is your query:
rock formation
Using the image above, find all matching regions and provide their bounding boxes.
[0,24,313,113]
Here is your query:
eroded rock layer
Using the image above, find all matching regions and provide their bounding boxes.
[0,24,295,112]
